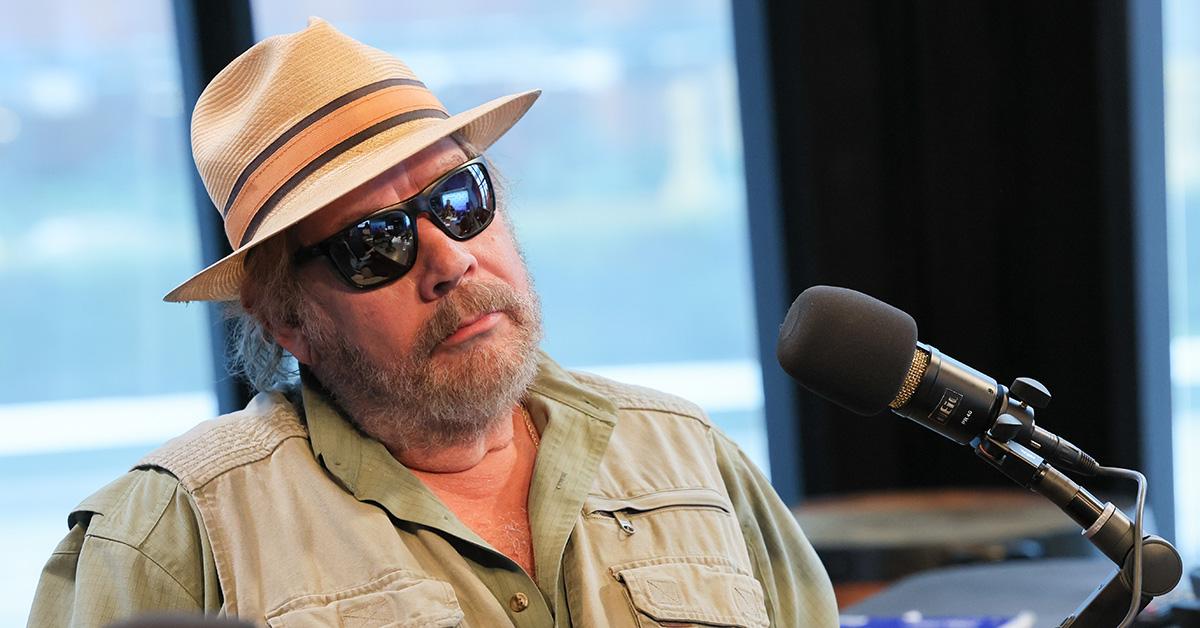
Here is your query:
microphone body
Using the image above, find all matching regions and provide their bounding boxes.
[777,285,1096,474]
[894,343,1012,445]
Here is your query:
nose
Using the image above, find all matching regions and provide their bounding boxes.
[415,216,476,301]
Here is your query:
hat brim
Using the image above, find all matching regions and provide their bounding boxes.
[164,89,540,303]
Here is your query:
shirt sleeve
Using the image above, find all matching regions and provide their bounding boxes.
[712,432,840,627]
[27,468,221,628]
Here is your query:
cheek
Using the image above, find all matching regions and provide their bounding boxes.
[310,283,427,356]
[474,222,530,290]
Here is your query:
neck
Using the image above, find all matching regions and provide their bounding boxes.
[389,404,521,473]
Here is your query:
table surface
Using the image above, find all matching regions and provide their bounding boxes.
[794,489,1085,549]
[843,558,1192,628]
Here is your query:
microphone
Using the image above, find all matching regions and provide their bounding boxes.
[777,285,1098,475]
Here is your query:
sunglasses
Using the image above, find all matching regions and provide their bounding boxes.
[293,156,495,289]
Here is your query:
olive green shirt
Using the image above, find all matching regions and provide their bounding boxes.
[28,355,837,627]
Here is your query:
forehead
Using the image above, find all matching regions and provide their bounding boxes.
[292,139,468,242]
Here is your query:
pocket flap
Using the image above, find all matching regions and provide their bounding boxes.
[266,569,463,628]
[616,562,769,628]
[583,487,733,514]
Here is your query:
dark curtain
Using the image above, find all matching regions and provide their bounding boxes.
[759,1,1141,494]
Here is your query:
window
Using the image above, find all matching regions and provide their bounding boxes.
[0,4,214,622]
[1164,0,1200,568]
[250,1,769,469]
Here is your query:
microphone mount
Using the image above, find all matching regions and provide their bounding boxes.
[894,345,1101,475]
[971,377,1182,627]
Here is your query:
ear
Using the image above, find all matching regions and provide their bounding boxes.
[240,289,317,367]
[272,321,316,366]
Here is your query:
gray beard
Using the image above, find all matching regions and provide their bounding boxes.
[301,279,543,453]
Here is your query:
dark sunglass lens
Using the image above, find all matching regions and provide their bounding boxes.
[329,210,416,287]
[429,164,493,238]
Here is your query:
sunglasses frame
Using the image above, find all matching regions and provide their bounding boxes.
[292,156,494,290]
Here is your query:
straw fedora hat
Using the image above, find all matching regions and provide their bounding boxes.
[164,17,539,302]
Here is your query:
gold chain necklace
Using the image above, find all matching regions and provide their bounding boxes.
[520,404,540,448]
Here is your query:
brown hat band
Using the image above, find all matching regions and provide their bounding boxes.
[222,78,449,248]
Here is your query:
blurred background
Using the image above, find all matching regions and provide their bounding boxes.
[0,0,1195,624]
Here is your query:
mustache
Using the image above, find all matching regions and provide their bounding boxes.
[413,280,530,356]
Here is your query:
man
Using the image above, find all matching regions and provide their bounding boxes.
[29,18,837,627]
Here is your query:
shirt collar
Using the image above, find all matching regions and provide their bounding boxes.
[299,369,365,494]
[300,368,482,541]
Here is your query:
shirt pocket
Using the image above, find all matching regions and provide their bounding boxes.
[581,487,752,570]
[568,488,766,627]
[613,559,770,628]
[583,487,735,536]
[264,568,465,628]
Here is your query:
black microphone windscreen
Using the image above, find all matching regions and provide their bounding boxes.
[776,286,918,415]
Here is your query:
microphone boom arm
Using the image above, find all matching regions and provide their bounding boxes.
[971,433,1182,627]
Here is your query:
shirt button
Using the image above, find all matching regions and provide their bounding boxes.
[509,591,530,612]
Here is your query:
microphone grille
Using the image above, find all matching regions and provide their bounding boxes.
[889,346,930,409]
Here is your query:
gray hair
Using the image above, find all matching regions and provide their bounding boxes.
[224,234,306,393]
